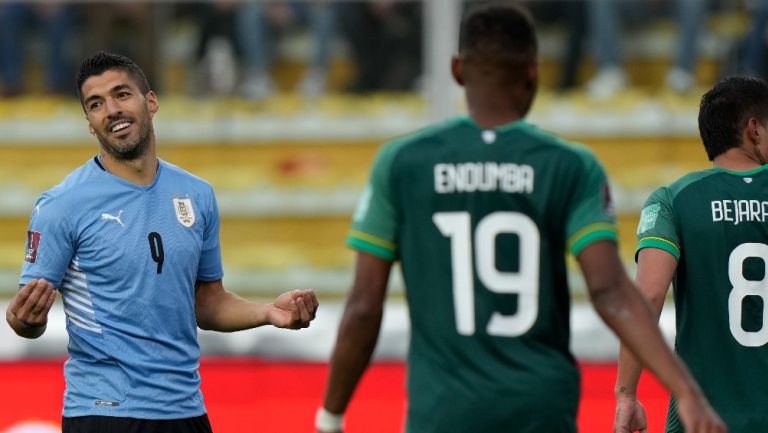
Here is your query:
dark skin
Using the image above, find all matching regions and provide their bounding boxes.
[318,53,725,433]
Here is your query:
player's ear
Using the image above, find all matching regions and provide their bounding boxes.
[747,117,762,143]
[451,56,464,87]
[525,62,539,93]
[146,91,159,117]
[88,124,95,135]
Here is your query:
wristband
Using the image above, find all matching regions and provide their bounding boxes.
[315,407,344,432]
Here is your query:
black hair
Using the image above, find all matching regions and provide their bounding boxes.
[699,76,768,160]
[458,0,537,75]
[76,51,151,109]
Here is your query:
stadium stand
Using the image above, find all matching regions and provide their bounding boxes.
[0,2,758,431]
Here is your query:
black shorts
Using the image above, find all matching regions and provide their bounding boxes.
[62,414,213,433]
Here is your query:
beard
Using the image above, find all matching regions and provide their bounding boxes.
[96,116,153,161]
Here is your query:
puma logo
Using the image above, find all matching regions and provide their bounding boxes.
[100,210,125,227]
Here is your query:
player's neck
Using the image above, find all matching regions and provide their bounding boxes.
[465,88,528,129]
[99,147,159,186]
[713,147,766,172]
[468,106,525,129]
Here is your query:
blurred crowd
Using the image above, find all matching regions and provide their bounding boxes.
[0,0,766,100]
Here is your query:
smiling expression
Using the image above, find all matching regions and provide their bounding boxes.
[81,69,158,161]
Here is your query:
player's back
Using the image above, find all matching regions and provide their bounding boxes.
[380,117,615,433]
[639,166,768,432]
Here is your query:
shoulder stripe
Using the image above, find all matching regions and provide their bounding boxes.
[568,223,618,255]
[347,234,396,262]
[569,223,616,243]
[348,230,396,250]
[637,236,681,260]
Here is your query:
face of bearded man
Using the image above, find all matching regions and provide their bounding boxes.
[94,105,153,161]
[80,69,157,162]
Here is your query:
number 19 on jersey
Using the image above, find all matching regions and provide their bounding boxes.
[434,211,540,337]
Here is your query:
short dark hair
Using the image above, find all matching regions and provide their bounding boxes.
[458,1,537,73]
[76,51,151,109]
[699,76,768,160]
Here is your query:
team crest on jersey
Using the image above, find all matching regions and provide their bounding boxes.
[173,197,195,228]
[25,231,41,263]
[637,203,660,234]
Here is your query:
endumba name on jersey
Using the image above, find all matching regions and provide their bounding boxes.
[434,162,534,194]
[711,199,768,225]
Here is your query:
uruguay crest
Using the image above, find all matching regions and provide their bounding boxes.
[173,197,195,227]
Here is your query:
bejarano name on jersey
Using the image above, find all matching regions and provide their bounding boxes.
[711,199,768,225]
[434,162,535,194]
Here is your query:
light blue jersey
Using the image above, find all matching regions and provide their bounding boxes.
[20,157,224,419]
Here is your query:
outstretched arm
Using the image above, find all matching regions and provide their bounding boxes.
[578,240,725,433]
[613,248,677,433]
[317,252,392,433]
[195,279,318,331]
[6,279,57,339]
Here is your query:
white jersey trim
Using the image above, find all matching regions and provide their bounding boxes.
[61,258,101,333]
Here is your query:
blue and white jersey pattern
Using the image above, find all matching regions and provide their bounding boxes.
[20,157,224,419]
[60,257,101,334]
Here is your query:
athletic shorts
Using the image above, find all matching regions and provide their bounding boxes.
[62,414,213,433]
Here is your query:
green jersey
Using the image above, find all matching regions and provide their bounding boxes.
[637,165,768,432]
[348,117,617,433]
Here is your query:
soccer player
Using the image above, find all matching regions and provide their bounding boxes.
[4,51,319,433]
[314,2,725,433]
[613,76,768,433]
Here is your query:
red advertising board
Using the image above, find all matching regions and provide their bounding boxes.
[0,359,668,433]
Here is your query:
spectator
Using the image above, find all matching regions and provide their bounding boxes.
[739,0,768,78]
[0,2,76,97]
[238,1,337,100]
[190,0,240,96]
[525,0,588,91]
[338,1,422,94]
[82,2,161,92]
[585,0,709,99]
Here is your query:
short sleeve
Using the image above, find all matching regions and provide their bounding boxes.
[636,187,680,261]
[346,142,402,261]
[565,152,619,256]
[19,194,75,288]
[196,187,224,281]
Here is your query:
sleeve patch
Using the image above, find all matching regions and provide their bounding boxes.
[25,231,41,263]
[637,203,661,235]
[352,185,373,222]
